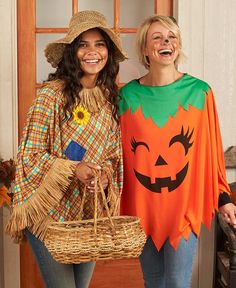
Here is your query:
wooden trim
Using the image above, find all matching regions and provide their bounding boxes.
[36,83,43,89]
[114,0,120,32]
[18,1,44,287]
[35,27,137,34]
[17,0,36,135]
[154,0,157,13]
[119,28,137,33]
[72,0,78,14]
[154,0,173,15]
[36,27,68,33]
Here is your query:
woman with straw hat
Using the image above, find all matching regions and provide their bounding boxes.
[6,10,127,288]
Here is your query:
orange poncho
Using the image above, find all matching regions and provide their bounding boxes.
[119,74,230,250]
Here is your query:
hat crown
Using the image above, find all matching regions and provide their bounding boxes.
[45,10,127,68]
[69,11,108,29]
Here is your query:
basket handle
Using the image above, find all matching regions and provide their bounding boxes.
[93,171,115,234]
[77,170,115,234]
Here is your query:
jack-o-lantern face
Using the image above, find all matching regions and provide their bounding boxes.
[131,126,194,193]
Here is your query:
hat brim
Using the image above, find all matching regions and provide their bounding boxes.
[45,23,127,68]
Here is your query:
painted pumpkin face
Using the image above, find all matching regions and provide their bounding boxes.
[131,126,194,193]
[121,105,200,196]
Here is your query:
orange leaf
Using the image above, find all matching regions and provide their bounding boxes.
[0,186,11,207]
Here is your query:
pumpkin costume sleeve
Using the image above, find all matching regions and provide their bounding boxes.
[119,74,231,250]
[206,88,231,205]
[6,85,77,242]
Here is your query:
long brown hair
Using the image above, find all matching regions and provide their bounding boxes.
[47,28,120,122]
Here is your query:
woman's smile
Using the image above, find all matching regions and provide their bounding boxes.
[145,22,179,66]
[77,28,108,77]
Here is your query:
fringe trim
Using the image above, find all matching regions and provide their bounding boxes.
[102,165,120,216]
[79,86,108,114]
[5,158,77,243]
[29,216,53,241]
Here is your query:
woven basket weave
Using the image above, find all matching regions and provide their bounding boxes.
[44,171,146,264]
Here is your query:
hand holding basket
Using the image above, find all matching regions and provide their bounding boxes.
[44,170,146,264]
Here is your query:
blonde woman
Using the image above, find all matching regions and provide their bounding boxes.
[119,15,236,288]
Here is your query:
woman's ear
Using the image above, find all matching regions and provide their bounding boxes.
[144,46,148,56]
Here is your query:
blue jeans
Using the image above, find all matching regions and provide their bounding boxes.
[139,234,198,288]
[25,229,95,288]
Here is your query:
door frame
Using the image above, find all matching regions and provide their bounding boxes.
[0,0,19,287]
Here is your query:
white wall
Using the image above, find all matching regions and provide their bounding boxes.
[0,0,19,287]
[175,0,236,287]
[177,0,236,155]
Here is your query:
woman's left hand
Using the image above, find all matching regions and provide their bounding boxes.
[219,203,236,228]
[87,170,109,192]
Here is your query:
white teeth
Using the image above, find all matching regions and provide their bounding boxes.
[84,59,99,63]
[159,49,172,54]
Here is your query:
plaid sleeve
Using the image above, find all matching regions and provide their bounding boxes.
[13,87,61,205]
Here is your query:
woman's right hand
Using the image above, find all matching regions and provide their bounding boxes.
[75,162,101,186]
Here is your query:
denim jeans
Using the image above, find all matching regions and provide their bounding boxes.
[25,229,95,288]
[139,233,198,288]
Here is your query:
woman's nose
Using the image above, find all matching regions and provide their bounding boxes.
[86,48,98,55]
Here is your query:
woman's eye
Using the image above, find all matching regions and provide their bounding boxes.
[78,43,87,48]
[96,42,106,47]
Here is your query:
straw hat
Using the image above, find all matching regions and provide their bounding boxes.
[45,10,127,68]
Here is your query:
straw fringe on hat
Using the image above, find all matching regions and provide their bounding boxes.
[45,10,127,68]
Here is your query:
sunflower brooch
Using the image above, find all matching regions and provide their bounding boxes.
[72,105,90,126]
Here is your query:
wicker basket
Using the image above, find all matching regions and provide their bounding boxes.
[44,172,146,264]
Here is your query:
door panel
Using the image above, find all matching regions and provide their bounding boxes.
[17,1,173,287]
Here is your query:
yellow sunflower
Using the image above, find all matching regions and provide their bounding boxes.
[72,105,90,126]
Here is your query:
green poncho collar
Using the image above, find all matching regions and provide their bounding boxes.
[119,74,210,128]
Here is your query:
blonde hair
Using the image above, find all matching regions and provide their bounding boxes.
[136,15,184,69]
